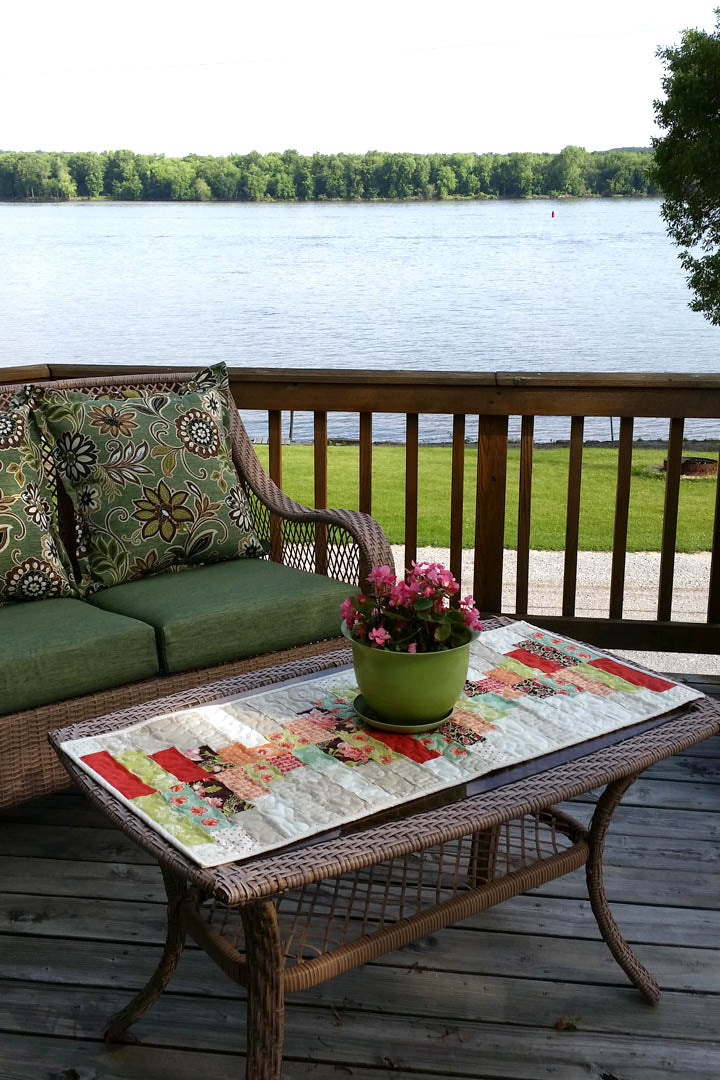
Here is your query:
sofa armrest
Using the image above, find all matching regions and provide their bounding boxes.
[228,410,393,586]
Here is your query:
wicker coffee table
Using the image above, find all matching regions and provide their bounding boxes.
[50,628,720,1080]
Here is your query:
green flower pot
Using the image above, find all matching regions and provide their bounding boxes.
[341,623,474,726]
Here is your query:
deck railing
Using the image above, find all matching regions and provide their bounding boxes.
[4,363,720,655]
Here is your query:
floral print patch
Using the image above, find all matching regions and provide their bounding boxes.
[34,364,263,590]
[0,397,76,606]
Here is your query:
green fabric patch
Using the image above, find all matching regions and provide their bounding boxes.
[88,558,350,673]
[574,662,641,693]
[34,364,263,590]
[470,696,509,720]
[0,598,159,714]
[134,793,214,846]
[114,750,178,790]
[292,745,338,770]
[0,396,76,605]
[497,656,538,681]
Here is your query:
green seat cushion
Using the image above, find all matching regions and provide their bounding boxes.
[0,599,159,714]
[88,559,349,674]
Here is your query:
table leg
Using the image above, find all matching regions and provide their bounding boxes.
[105,867,187,1042]
[241,900,285,1080]
[586,775,661,1005]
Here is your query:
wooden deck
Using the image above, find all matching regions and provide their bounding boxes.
[1,680,719,1079]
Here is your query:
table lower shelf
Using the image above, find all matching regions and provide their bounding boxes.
[182,808,588,993]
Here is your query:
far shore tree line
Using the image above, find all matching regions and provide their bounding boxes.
[0,146,658,202]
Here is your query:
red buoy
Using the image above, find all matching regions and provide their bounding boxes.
[552,210,555,218]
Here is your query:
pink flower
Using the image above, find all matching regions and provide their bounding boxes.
[170,796,188,805]
[191,806,205,816]
[459,594,482,631]
[340,597,357,625]
[202,817,220,827]
[204,797,224,808]
[390,581,416,607]
[369,626,392,647]
[169,784,184,793]
[407,643,417,653]
[367,565,396,591]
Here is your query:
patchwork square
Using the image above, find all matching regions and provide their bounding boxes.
[217,767,268,801]
[285,717,340,743]
[513,679,558,698]
[436,719,486,747]
[465,677,522,699]
[215,742,265,766]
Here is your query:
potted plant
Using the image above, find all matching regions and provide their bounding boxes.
[340,562,482,732]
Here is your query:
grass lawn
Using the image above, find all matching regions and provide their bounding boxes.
[253,444,718,552]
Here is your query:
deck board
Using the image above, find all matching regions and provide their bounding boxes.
[0,711,718,1078]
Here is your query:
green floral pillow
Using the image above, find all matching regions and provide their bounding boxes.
[0,397,77,605]
[35,364,263,590]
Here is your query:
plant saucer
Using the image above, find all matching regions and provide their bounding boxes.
[352,694,453,734]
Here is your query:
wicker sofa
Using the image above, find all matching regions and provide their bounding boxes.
[0,370,392,808]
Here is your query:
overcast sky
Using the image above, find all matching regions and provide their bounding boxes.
[3,1,716,156]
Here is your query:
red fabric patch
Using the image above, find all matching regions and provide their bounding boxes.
[507,648,563,675]
[81,751,155,798]
[587,657,675,692]
[367,731,441,763]
[149,747,209,782]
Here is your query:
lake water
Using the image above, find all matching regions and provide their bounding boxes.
[2,198,719,443]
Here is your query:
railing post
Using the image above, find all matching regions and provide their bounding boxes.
[359,412,373,515]
[404,414,419,571]
[657,418,684,621]
[473,416,508,614]
[707,440,720,623]
[609,417,634,619]
[268,410,283,563]
[313,411,328,576]
[562,416,584,616]
[450,415,466,586]
[515,416,534,615]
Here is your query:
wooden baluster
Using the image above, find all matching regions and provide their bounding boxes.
[562,416,585,616]
[359,412,373,515]
[515,416,534,615]
[474,416,508,614]
[268,410,283,563]
[609,417,634,619]
[405,414,419,571]
[314,411,328,576]
[658,418,685,621]
[707,441,720,623]
[450,414,466,587]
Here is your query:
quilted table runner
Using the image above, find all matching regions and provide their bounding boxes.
[60,621,703,867]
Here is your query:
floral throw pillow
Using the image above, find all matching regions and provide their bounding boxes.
[35,364,263,590]
[0,398,77,605]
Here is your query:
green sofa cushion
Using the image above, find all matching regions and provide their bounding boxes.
[0,599,159,714]
[0,396,77,605]
[88,559,349,674]
[34,364,263,591]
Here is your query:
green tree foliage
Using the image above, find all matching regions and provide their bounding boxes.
[652,10,720,324]
[0,147,659,203]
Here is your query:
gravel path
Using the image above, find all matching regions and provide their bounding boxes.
[391,546,718,675]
